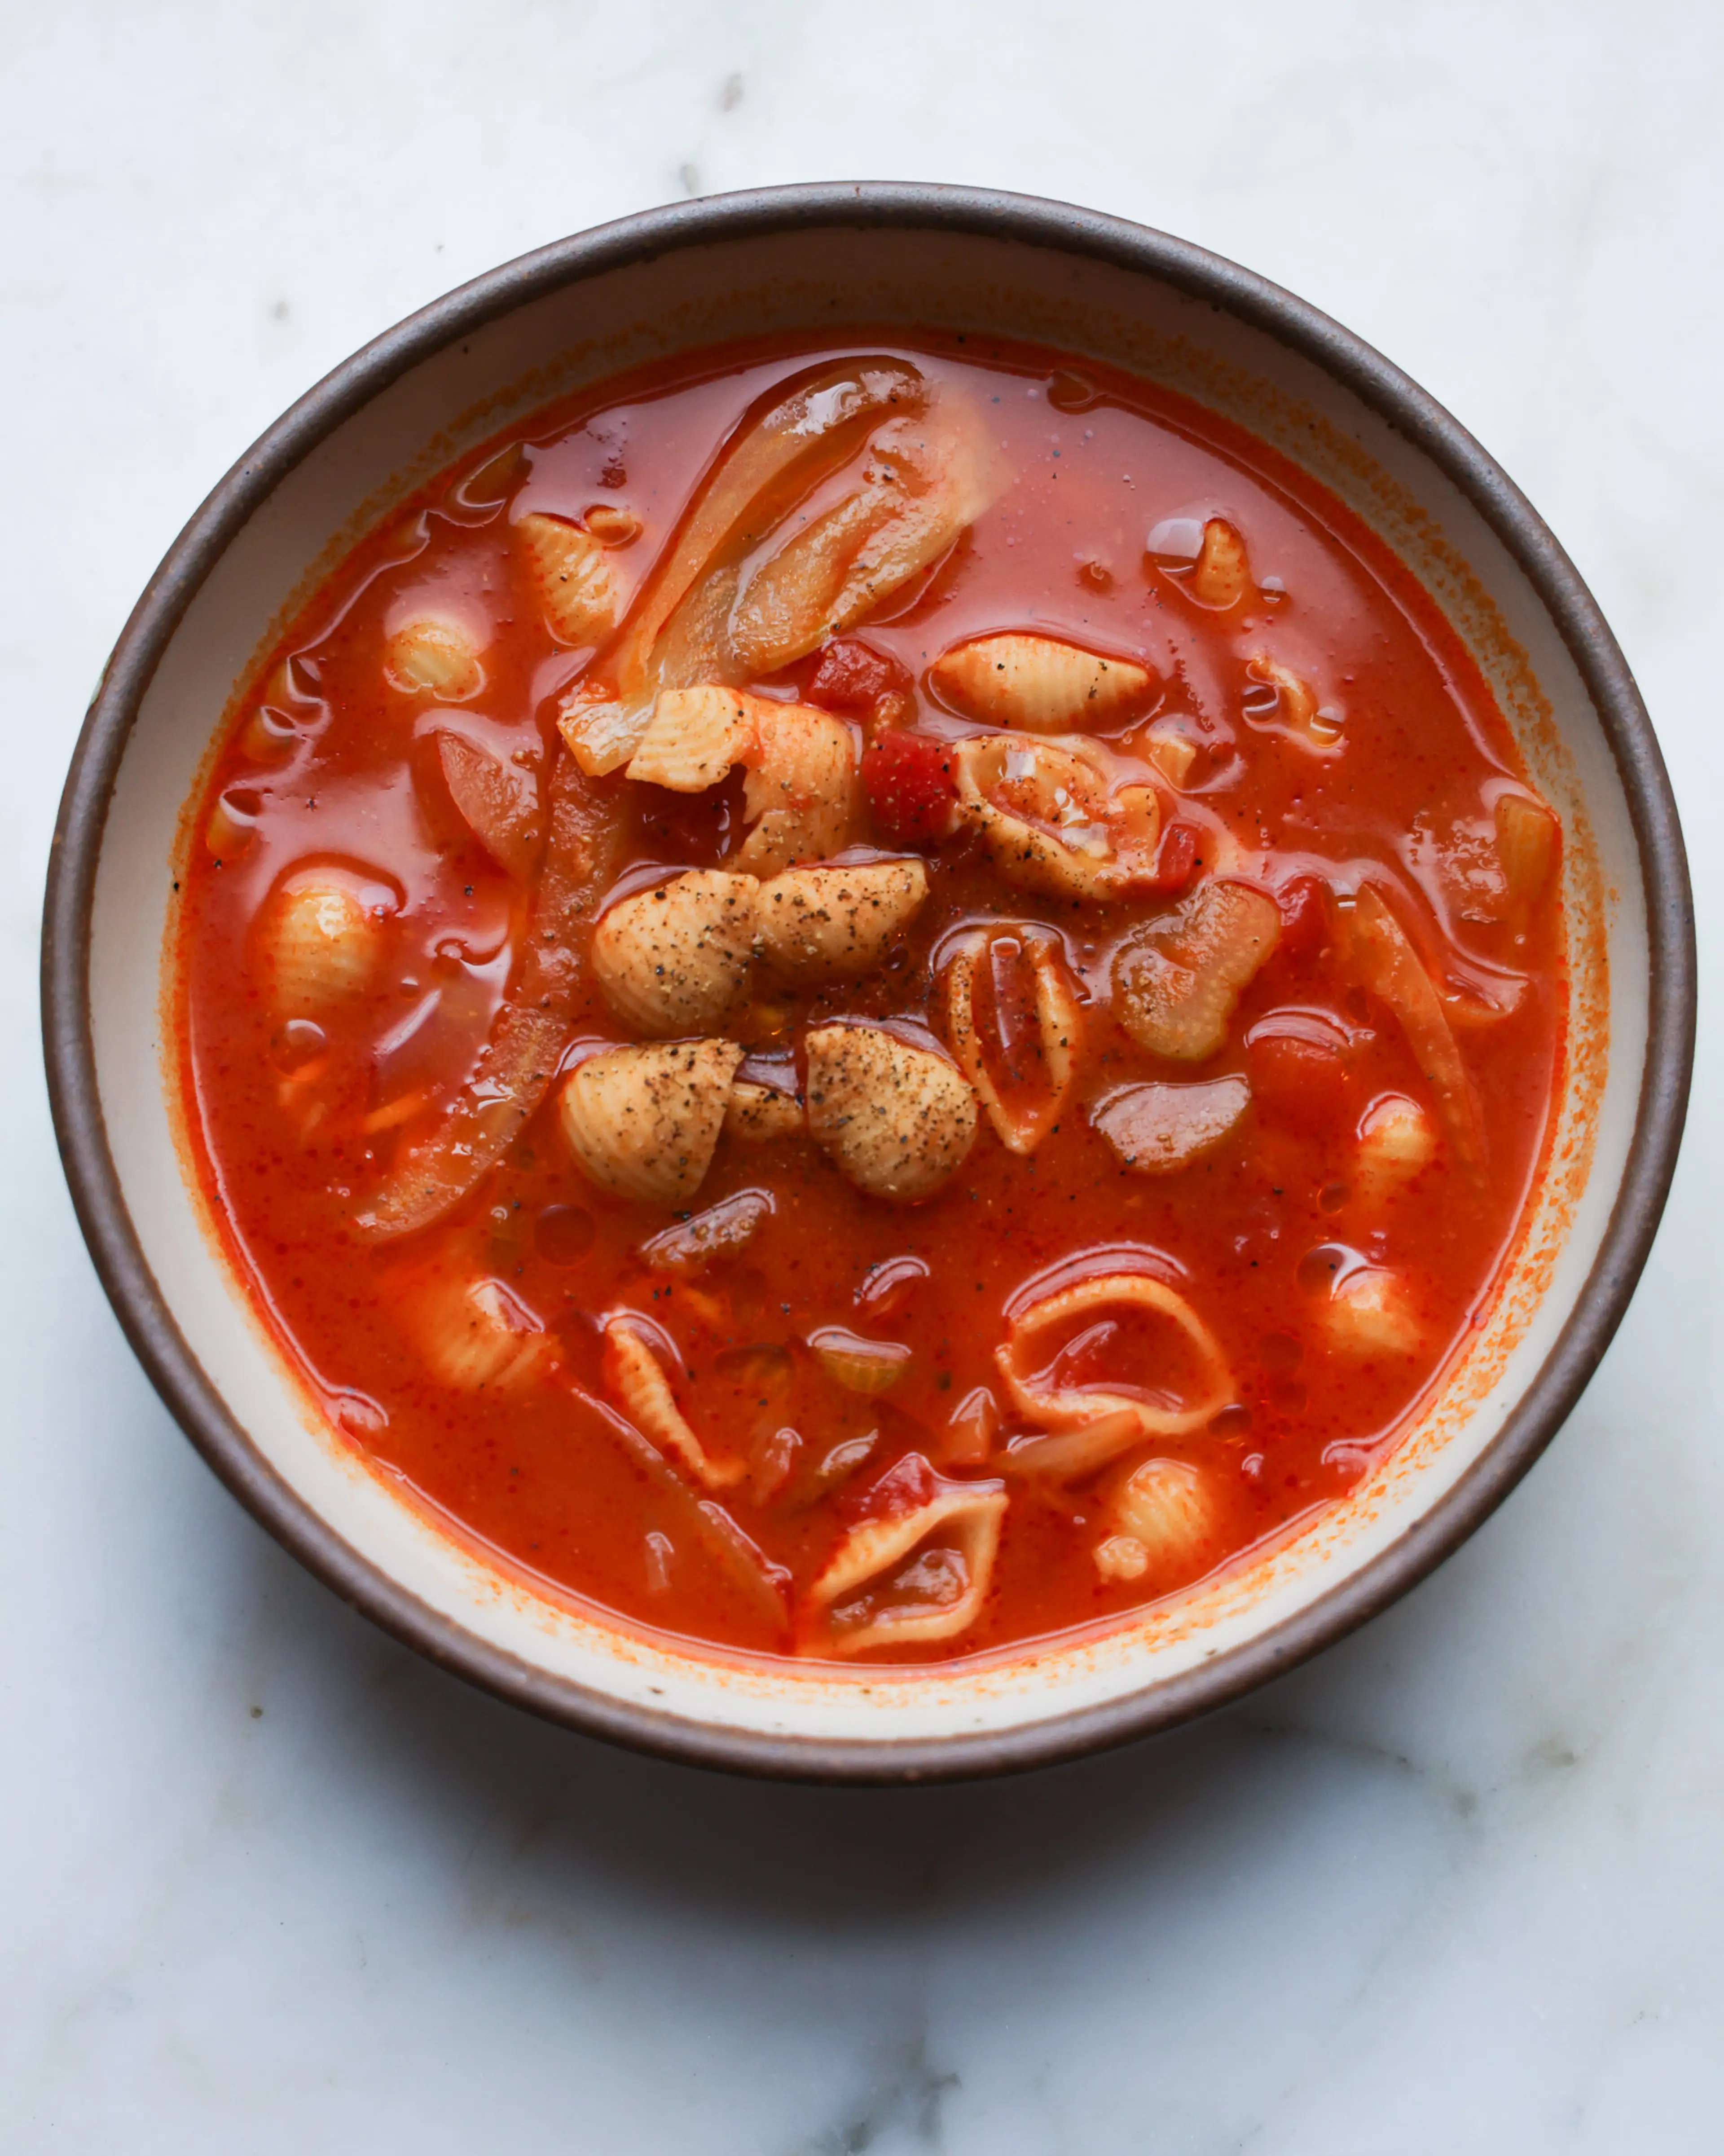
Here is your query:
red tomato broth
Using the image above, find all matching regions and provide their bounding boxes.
[174,333,1566,1665]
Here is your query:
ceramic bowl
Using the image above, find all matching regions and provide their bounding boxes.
[42,185,1694,1781]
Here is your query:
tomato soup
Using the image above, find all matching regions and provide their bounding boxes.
[174,336,1566,1662]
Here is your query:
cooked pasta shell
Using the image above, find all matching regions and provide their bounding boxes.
[259,879,389,1017]
[733,702,862,874]
[601,1317,745,1490]
[572,693,854,872]
[626,685,768,792]
[238,701,300,766]
[724,1078,805,1141]
[996,1273,1233,1442]
[1091,1075,1250,1174]
[1319,1267,1425,1357]
[559,1038,745,1207]
[408,1273,556,1391]
[930,633,1154,731]
[733,813,815,880]
[204,789,259,860]
[952,734,1161,901]
[517,512,619,647]
[804,1024,977,1202]
[1104,1457,1218,1569]
[1245,654,1342,750]
[555,690,655,777]
[943,930,1081,1155]
[806,1477,1008,1653]
[1190,518,1251,608]
[384,616,485,701]
[1355,1093,1438,1199]
[1112,880,1280,1061]
[756,860,929,986]
[591,870,760,1036]
[582,503,642,548]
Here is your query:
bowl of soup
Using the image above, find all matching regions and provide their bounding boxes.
[44,185,1693,1779]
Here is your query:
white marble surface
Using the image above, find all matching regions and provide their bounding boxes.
[4,2,1720,2146]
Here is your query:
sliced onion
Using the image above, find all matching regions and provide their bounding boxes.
[1339,884,1483,1166]
[355,756,624,1240]
[1002,1408,1145,1482]
[805,1479,1007,1656]
[566,1384,789,1633]
[607,357,927,702]
[638,1190,772,1278]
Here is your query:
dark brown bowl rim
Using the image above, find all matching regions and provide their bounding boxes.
[40,182,1695,1784]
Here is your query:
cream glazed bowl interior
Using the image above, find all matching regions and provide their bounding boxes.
[43,185,1694,1782]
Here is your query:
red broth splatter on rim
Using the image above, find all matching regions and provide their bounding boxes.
[174,335,1566,1662]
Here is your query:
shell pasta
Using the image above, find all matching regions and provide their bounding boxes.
[174,334,1566,1662]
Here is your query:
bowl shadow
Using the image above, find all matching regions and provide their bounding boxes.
[275,1525,1405,1939]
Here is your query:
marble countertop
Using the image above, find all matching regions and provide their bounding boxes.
[5,3,1720,2147]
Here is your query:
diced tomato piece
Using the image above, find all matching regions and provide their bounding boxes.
[862,731,959,848]
[805,638,908,712]
[1248,1031,1349,1138]
[850,1450,937,1520]
[1275,874,1332,965]
[1152,820,1201,893]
